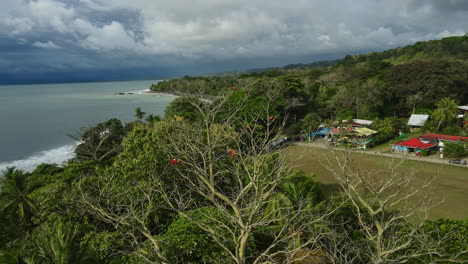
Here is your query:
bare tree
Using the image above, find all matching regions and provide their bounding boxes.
[156,88,335,264]
[79,166,170,263]
[322,148,452,264]
[77,87,336,264]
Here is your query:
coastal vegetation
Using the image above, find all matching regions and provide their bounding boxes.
[1,36,468,263]
[151,35,468,127]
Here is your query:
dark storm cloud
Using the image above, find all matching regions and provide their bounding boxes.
[0,0,466,84]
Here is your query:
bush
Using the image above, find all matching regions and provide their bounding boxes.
[159,207,234,264]
[373,132,395,145]
[442,125,463,136]
[444,142,467,158]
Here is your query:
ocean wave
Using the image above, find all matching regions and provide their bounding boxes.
[125,88,152,94]
[0,143,78,173]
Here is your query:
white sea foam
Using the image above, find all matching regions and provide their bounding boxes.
[126,88,152,94]
[0,143,78,173]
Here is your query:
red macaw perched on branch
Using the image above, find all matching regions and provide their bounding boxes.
[228,149,236,157]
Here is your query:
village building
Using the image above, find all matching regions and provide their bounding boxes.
[458,105,468,113]
[309,128,331,139]
[351,128,378,149]
[418,133,468,143]
[352,119,374,126]
[417,133,468,159]
[392,138,437,155]
[458,105,468,118]
[407,114,429,128]
[329,127,378,149]
[340,119,374,127]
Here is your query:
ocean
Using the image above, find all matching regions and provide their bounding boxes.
[0,80,175,172]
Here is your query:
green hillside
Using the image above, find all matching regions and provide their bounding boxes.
[340,34,468,66]
[151,35,468,120]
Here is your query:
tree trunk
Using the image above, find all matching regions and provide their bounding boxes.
[437,120,442,131]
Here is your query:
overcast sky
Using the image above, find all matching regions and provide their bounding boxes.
[1,0,467,84]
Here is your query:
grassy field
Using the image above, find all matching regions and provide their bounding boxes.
[282,145,468,220]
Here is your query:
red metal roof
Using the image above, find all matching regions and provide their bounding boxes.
[419,133,468,142]
[394,138,436,149]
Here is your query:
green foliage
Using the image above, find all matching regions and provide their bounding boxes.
[164,96,205,123]
[371,117,408,135]
[442,125,463,136]
[338,35,468,66]
[0,167,37,234]
[372,132,395,145]
[405,218,468,263]
[144,113,161,124]
[82,230,141,264]
[279,171,323,205]
[215,88,285,125]
[444,142,467,158]
[432,97,459,131]
[387,61,468,114]
[422,218,468,262]
[32,221,98,264]
[0,242,34,264]
[74,118,126,162]
[159,207,234,264]
[134,107,146,121]
[420,149,428,156]
[276,74,306,99]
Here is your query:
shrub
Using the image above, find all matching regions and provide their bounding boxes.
[444,142,467,158]
[442,125,463,136]
[373,132,395,145]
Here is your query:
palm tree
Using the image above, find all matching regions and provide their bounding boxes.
[135,107,146,121]
[145,114,161,124]
[373,118,394,134]
[0,240,36,264]
[263,172,324,249]
[35,221,98,264]
[0,167,37,231]
[432,98,458,131]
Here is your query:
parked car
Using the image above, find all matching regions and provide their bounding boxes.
[267,137,293,151]
[448,159,467,165]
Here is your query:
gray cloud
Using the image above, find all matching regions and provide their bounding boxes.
[0,0,467,83]
[33,40,62,49]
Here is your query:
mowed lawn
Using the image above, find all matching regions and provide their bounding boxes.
[282,145,468,220]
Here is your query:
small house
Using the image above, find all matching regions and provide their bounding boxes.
[392,138,436,155]
[309,128,331,139]
[352,119,374,126]
[352,127,378,137]
[458,105,468,113]
[418,133,468,149]
[457,105,468,118]
[407,114,429,127]
[351,128,378,149]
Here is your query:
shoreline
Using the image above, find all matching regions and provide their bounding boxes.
[147,89,220,102]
